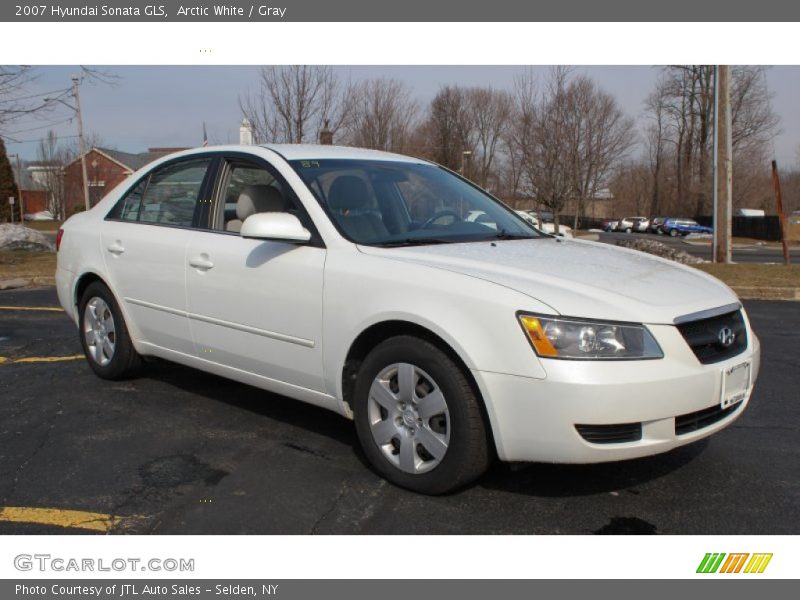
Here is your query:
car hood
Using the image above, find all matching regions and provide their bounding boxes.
[358,238,738,324]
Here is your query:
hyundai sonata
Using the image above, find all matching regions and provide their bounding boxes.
[56,145,760,494]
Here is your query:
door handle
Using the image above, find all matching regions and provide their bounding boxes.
[107,241,125,255]
[189,255,214,271]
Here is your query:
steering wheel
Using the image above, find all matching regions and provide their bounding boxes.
[421,209,460,229]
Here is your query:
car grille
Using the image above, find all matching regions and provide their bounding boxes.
[575,422,642,444]
[675,402,743,436]
[676,309,747,365]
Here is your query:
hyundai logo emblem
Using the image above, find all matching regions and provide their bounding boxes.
[718,326,736,347]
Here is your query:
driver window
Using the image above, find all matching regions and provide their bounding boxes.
[219,164,291,233]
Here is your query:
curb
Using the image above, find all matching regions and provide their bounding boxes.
[0,277,55,290]
[730,286,800,301]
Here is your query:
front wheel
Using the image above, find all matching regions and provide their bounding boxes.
[669,228,678,237]
[353,335,491,494]
[79,281,143,380]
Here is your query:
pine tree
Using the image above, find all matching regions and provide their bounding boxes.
[0,138,19,223]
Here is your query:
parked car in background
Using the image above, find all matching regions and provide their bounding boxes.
[56,144,759,494]
[524,210,574,238]
[515,210,539,227]
[24,210,55,221]
[736,208,766,217]
[649,217,667,234]
[661,218,714,237]
[602,218,619,232]
[633,217,650,232]
[618,216,648,233]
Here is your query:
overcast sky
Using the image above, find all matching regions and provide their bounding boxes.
[5,65,799,167]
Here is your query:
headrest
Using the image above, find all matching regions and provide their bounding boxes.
[236,185,286,221]
[328,176,371,211]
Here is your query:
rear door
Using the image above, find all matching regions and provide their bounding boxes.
[101,156,216,354]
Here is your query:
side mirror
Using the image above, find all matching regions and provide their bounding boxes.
[240,212,311,243]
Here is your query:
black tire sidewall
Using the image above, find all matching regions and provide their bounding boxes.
[353,336,488,495]
[78,281,139,379]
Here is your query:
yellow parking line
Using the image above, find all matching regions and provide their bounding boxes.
[0,306,64,312]
[0,507,125,532]
[0,355,84,364]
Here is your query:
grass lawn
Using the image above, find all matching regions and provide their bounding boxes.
[24,220,63,231]
[694,263,800,289]
[0,251,56,281]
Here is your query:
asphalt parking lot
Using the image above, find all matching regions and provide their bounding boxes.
[0,288,798,535]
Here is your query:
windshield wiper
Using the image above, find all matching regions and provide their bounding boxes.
[487,229,538,241]
[373,238,455,247]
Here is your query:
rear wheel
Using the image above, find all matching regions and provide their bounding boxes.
[79,281,142,380]
[669,228,678,237]
[353,335,491,494]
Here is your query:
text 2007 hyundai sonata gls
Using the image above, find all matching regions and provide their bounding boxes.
[56,144,760,494]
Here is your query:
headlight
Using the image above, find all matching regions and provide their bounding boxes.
[517,313,663,360]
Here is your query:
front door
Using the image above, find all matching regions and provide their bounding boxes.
[184,158,326,393]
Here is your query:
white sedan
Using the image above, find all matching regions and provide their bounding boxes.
[515,210,574,238]
[56,144,760,494]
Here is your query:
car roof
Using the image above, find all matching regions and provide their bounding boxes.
[261,144,430,164]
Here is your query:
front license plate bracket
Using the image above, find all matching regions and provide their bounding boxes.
[721,361,751,409]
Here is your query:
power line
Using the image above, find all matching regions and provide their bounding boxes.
[2,117,74,136]
[2,86,71,103]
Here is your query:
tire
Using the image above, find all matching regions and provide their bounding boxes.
[353,335,491,495]
[78,281,143,380]
[669,228,678,237]
[624,227,632,233]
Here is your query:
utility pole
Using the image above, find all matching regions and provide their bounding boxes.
[714,65,733,264]
[771,160,791,266]
[72,75,91,211]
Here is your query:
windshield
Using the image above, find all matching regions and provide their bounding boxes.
[289,159,540,246]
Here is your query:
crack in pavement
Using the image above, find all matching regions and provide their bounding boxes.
[309,481,350,534]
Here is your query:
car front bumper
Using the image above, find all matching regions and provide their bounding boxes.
[473,323,761,463]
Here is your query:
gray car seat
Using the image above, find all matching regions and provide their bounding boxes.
[327,176,389,241]
[226,184,286,232]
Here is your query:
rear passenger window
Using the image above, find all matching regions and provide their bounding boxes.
[116,180,147,221]
[139,159,211,227]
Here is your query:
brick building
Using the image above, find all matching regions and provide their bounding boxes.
[64,147,188,214]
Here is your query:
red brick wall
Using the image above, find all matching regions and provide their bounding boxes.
[64,150,131,214]
[19,189,49,214]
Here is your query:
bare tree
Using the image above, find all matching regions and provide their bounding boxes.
[239,66,355,144]
[730,66,780,155]
[519,68,574,231]
[346,78,418,152]
[609,160,651,217]
[35,129,70,220]
[644,77,670,216]
[467,87,512,191]
[512,68,634,231]
[422,86,476,172]
[566,75,636,229]
[0,66,54,133]
[641,65,780,217]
